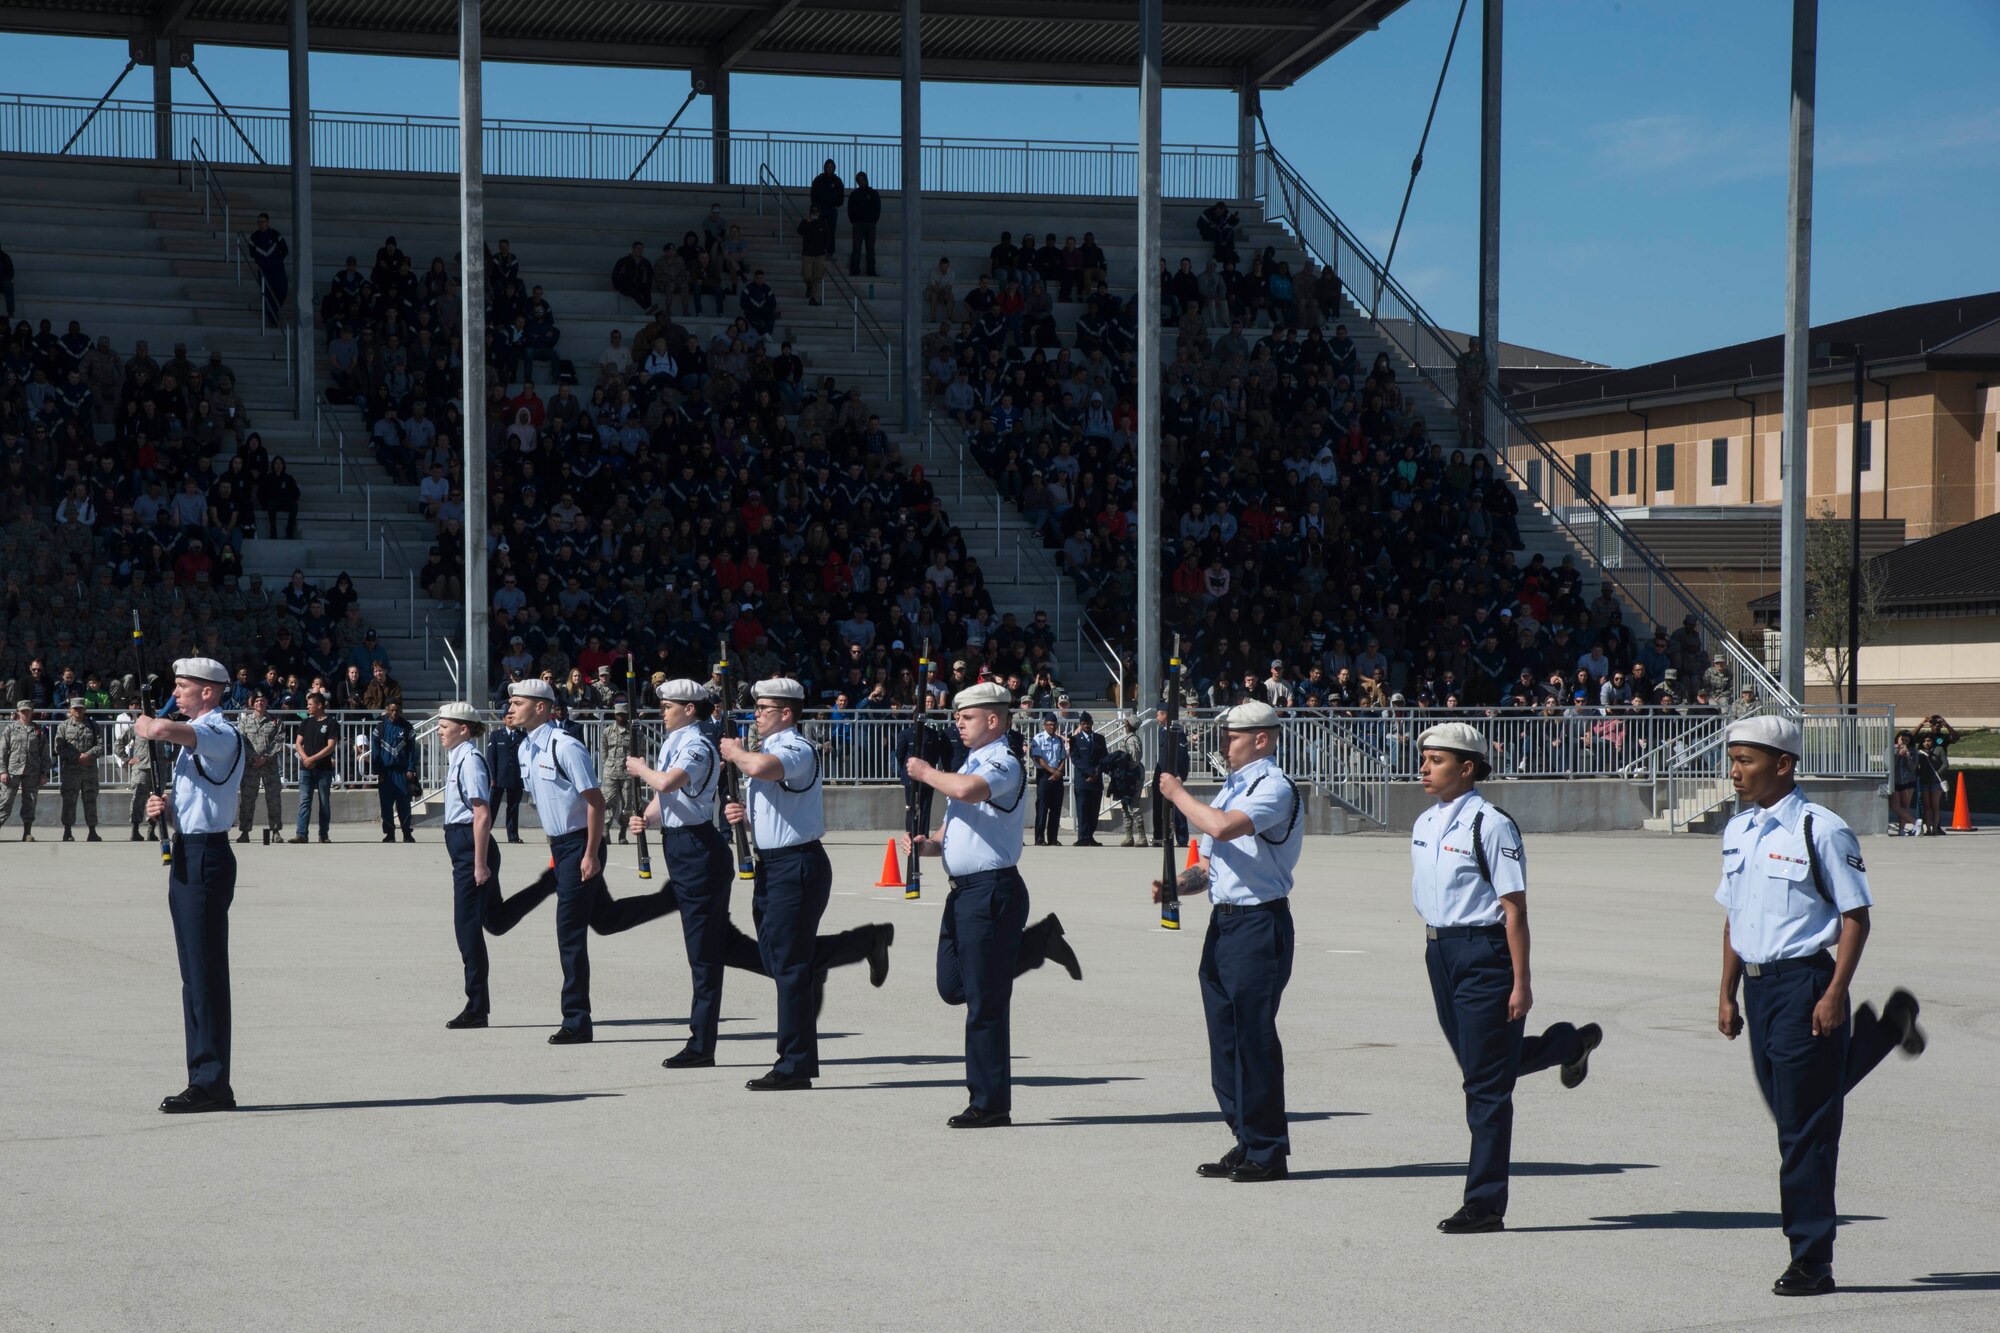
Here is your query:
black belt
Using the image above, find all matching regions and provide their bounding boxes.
[1211,898,1290,915]
[760,839,823,858]
[173,832,233,846]
[1426,923,1506,940]
[1742,951,1833,979]
[948,867,1024,891]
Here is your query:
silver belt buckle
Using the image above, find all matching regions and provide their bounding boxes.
[1744,961,1765,978]
[1425,925,1439,940]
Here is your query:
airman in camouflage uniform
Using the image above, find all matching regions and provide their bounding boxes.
[598,700,637,844]
[236,693,288,841]
[0,700,50,840]
[54,697,103,840]
[119,700,163,840]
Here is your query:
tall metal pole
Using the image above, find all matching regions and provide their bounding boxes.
[1476,0,1502,404]
[711,71,730,186]
[460,0,490,710]
[1847,346,1862,706]
[1235,80,1258,201]
[899,0,922,433]
[152,37,174,161]
[1136,0,1162,717]
[1779,0,1816,701]
[288,0,315,418]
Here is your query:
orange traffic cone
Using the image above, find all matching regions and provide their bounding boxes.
[876,839,906,888]
[1185,836,1200,870]
[1950,773,1976,832]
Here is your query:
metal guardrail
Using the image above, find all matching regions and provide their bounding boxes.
[1253,144,1792,713]
[5,93,1241,198]
[754,163,894,400]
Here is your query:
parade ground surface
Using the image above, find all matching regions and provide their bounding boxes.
[4,829,1996,1332]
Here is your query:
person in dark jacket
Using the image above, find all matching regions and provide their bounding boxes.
[488,720,527,842]
[1067,712,1110,846]
[373,701,418,842]
[248,212,289,325]
[846,170,882,278]
[611,241,654,313]
[809,159,845,255]
[259,454,301,539]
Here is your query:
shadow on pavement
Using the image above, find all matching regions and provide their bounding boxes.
[236,1093,622,1111]
[1290,1161,1659,1182]
[1022,1110,1366,1127]
[829,1075,1143,1090]
[1509,1209,1883,1233]
[1825,1272,2000,1294]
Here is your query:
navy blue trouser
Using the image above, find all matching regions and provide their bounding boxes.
[445,824,557,1014]
[1199,901,1294,1166]
[1425,929,1585,1214]
[378,774,412,834]
[1034,777,1065,843]
[663,823,767,1055]
[168,833,236,1093]
[548,829,680,1032]
[496,784,523,839]
[1743,955,1904,1264]
[936,868,1048,1114]
[750,841,875,1078]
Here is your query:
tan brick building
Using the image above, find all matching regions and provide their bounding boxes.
[1509,292,2000,541]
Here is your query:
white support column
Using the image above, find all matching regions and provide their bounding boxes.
[1779,0,1817,702]
[460,0,490,710]
[899,0,922,432]
[1236,80,1258,201]
[152,38,174,161]
[1136,0,1163,715]
[288,0,315,417]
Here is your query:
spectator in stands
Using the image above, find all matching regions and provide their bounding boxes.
[798,207,830,306]
[260,456,300,539]
[809,159,845,254]
[925,258,956,323]
[249,212,289,324]
[0,240,13,318]
[612,241,654,314]
[741,269,778,336]
[847,170,881,277]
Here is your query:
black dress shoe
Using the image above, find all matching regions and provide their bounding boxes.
[662,1046,715,1069]
[946,1105,1013,1129]
[130,829,144,842]
[1228,1157,1288,1182]
[868,923,894,988]
[86,830,101,842]
[1437,1203,1505,1233]
[745,1070,812,1091]
[403,831,416,843]
[1561,1022,1603,1089]
[62,828,74,842]
[1883,988,1926,1056]
[382,833,395,843]
[237,830,250,843]
[318,834,331,843]
[1039,913,1083,981]
[445,1009,488,1030]
[1196,1143,1246,1178]
[160,1084,236,1114]
[507,836,525,844]
[547,1027,593,1045]
[1772,1260,1835,1296]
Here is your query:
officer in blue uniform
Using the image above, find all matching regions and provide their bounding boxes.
[1715,714,1926,1297]
[488,720,526,842]
[435,701,557,1029]
[903,681,1083,1128]
[721,677,894,1090]
[1410,721,1603,1234]
[627,678,771,1069]
[507,678,678,1043]
[1151,700,1302,1181]
[135,657,247,1113]
[1029,715,1067,846]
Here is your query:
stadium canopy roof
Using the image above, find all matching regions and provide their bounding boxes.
[1,0,1410,89]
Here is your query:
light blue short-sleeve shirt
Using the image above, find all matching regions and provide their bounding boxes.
[520,721,599,837]
[1201,756,1303,906]
[1717,789,1872,965]
[655,725,720,828]
[1029,730,1067,774]
[444,740,491,825]
[170,709,245,835]
[941,738,1028,877]
[1410,789,1525,928]
[748,726,824,849]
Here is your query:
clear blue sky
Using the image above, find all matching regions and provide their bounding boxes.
[6,0,1997,367]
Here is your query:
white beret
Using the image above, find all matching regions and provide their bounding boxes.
[753,677,805,702]
[953,682,1014,711]
[1725,714,1803,758]
[1220,700,1283,730]
[1419,721,1491,764]
[507,678,557,702]
[656,677,707,702]
[172,656,230,684]
[434,701,482,724]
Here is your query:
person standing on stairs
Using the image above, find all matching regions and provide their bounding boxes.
[797,207,830,308]
[248,212,289,327]
[809,159,845,257]
[846,170,881,278]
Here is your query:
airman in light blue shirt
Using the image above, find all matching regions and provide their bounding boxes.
[730,720,824,850]
[1715,788,1871,965]
[1410,789,1523,928]
[939,737,1027,876]
[519,718,600,837]
[444,734,492,826]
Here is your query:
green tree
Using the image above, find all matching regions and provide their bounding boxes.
[1803,502,1886,698]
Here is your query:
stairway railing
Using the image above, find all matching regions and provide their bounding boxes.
[1253,144,1792,711]
[755,164,894,405]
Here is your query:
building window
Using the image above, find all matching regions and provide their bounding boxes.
[1656,442,1676,493]
[1857,420,1872,471]
[1574,451,1593,495]
[1711,438,1729,487]
[1609,448,1621,495]
[1626,447,1639,495]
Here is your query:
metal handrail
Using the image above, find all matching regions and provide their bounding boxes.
[315,395,349,494]
[755,162,894,403]
[1255,142,1791,710]
[187,136,233,266]
[1077,609,1126,707]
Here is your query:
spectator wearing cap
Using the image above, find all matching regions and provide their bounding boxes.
[1029,715,1068,847]
[372,699,418,843]
[719,676,893,1089]
[1152,700,1302,1182]
[488,713,527,843]
[597,699,637,844]
[135,656,248,1112]
[1410,722,1602,1234]
[901,680,1082,1128]
[54,696,102,841]
[290,691,339,843]
[235,691,287,843]
[1067,711,1109,847]
[1714,714,1926,1295]
[0,698,50,840]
